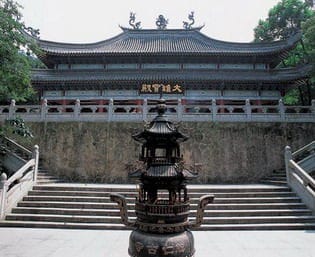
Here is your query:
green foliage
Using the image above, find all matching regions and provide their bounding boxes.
[0,0,42,104]
[254,0,313,42]
[303,14,315,81]
[301,14,315,102]
[253,0,314,105]
[0,117,33,139]
[283,88,300,105]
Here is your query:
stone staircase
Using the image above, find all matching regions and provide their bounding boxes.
[1,183,315,230]
[260,169,287,186]
[36,166,64,184]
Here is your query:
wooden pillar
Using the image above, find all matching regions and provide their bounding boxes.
[255,99,263,113]
[98,99,105,113]
[218,99,225,113]
[61,98,67,113]
[136,99,142,113]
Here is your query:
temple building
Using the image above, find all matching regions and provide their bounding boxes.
[29,16,310,111]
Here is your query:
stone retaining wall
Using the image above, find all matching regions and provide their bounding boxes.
[28,122,315,183]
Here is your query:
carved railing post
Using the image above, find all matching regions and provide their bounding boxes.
[32,145,39,183]
[74,99,80,119]
[177,98,183,121]
[8,99,16,120]
[108,98,114,121]
[0,173,8,220]
[245,99,251,120]
[212,98,217,121]
[40,99,47,121]
[285,146,292,185]
[143,98,148,121]
[279,99,285,121]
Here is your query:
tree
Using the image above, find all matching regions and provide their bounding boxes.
[254,0,313,42]
[253,0,314,105]
[302,14,315,102]
[0,0,40,104]
[303,15,315,80]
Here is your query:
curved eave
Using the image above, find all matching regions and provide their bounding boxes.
[32,29,302,59]
[31,65,311,85]
[132,130,188,144]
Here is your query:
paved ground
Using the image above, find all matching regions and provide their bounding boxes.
[0,228,314,257]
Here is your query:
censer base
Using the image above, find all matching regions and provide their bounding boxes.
[128,229,195,257]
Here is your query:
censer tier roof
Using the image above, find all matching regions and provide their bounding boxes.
[132,100,188,143]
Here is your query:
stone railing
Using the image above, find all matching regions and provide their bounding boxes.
[0,98,314,122]
[0,137,39,219]
[285,141,315,213]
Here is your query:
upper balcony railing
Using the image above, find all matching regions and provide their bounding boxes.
[0,98,314,123]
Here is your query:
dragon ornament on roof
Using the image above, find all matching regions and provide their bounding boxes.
[129,12,141,30]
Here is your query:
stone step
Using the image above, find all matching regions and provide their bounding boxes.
[22,195,302,204]
[195,223,315,231]
[18,201,307,210]
[27,190,296,198]
[260,180,287,186]
[1,220,315,231]
[32,184,291,193]
[200,216,315,225]
[36,179,63,184]
[11,207,312,217]
[204,202,307,210]
[3,183,314,231]
[5,214,125,223]
[36,171,64,184]
[260,169,287,186]
[36,173,59,177]
[5,213,315,225]
[0,220,129,230]
[263,176,287,180]
[18,201,124,209]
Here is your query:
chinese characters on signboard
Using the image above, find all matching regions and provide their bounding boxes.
[139,84,184,94]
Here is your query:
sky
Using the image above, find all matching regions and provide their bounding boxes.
[18,0,280,43]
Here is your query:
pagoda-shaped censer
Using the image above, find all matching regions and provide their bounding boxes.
[111,99,214,257]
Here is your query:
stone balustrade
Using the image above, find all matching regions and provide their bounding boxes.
[285,142,315,213]
[0,137,39,219]
[0,99,314,122]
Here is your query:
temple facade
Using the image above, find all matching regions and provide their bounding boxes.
[30,24,310,111]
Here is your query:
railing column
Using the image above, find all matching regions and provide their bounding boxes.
[108,98,114,121]
[74,99,80,120]
[40,99,47,121]
[143,98,148,121]
[279,99,285,121]
[245,99,251,121]
[212,99,217,121]
[177,98,183,121]
[32,145,39,183]
[0,173,8,219]
[284,146,292,185]
[8,99,16,120]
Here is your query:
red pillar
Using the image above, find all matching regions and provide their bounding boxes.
[136,99,142,113]
[255,99,263,113]
[98,99,105,113]
[218,99,225,113]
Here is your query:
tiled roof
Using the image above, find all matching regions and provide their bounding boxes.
[35,28,301,56]
[31,65,311,84]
